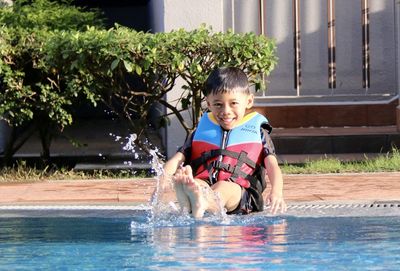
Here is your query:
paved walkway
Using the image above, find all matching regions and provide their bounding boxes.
[1,172,399,205]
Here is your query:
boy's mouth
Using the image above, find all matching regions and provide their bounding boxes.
[219,117,235,126]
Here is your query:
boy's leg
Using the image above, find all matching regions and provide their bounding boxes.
[174,166,242,218]
[182,179,242,217]
[173,182,191,213]
[210,181,242,212]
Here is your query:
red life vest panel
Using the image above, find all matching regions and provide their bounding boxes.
[191,111,269,189]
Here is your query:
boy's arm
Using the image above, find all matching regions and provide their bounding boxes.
[264,155,287,214]
[163,152,186,177]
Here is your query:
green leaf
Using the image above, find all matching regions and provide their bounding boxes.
[178,61,184,71]
[111,59,120,70]
[135,65,142,75]
[123,60,133,72]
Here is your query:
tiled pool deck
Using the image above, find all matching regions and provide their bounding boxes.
[1,172,399,206]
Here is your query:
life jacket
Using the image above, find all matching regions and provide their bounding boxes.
[190,111,270,192]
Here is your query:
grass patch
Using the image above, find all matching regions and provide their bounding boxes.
[0,161,149,183]
[1,149,399,182]
[281,148,400,174]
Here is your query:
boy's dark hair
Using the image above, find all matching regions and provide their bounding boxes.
[203,67,250,96]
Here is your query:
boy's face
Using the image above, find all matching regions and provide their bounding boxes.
[206,91,254,130]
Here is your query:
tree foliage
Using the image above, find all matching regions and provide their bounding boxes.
[0,0,277,166]
[43,26,277,154]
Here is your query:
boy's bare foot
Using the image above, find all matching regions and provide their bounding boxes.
[173,165,194,213]
[173,165,207,219]
[182,180,206,218]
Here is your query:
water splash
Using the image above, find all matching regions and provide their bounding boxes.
[111,133,176,220]
[110,132,231,226]
[210,190,230,224]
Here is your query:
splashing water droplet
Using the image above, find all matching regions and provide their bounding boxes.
[110,131,189,223]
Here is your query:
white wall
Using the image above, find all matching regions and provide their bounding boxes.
[149,0,225,32]
[149,0,225,157]
[0,0,12,6]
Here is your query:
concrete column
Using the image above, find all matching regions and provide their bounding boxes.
[149,0,225,157]
[396,1,400,131]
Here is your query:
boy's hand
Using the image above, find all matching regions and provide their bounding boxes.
[266,191,287,215]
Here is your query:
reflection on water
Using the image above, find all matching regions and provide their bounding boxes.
[177,223,285,263]
[130,215,288,269]
[1,215,400,270]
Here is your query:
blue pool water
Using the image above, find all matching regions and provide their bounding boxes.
[0,211,400,270]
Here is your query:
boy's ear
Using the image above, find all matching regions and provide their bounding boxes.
[206,97,211,108]
[246,94,254,109]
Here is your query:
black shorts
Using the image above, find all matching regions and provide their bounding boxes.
[227,186,265,215]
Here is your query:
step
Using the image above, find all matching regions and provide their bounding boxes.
[254,96,398,128]
[271,126,400,155]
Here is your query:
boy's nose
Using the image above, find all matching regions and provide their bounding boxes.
[221,105,231,114]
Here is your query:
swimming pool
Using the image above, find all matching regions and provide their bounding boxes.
[0,204,399,270]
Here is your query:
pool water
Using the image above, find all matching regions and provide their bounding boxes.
[0,213,399,270]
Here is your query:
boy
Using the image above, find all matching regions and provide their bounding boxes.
[162,67,286,218]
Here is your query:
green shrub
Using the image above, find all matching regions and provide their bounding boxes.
[0,0,104,31]
[0,0,105,165]
[45,26,278,141]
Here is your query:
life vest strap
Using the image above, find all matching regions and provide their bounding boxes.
[192,149,257,172]
[209,159,260,187]
[191,149,220,171]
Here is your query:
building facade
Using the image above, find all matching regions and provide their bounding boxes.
[149,0,400,156]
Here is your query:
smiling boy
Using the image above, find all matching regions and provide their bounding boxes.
[161,67,286,218]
